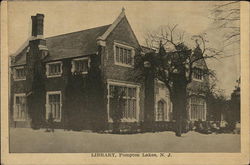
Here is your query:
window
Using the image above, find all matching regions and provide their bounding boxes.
[14,66,26,80]
[71,57,89,74]
[14,94,27,121]
[114,43,134,67]
[46,61,62,77]
[193,68,203,81]
[190,97,206,121]
[46,91,62,122]
[108,82,139,122]
[156,100,165,121]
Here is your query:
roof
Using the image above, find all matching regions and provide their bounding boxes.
[45,25,110,61]
[12,8,140,66]
[98,8,125,41]
[12,24,111,66]
[12,46,29,66]
[140,45,156,54]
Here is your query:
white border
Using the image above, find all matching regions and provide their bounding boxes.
[1,2,249,165]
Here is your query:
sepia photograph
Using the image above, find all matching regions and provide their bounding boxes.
[2,0,246,157]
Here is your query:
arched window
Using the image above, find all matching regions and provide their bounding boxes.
[156,100,164,121]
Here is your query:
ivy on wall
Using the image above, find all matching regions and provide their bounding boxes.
[27,63,45,129]
[26,52,105,131]
[64,54,105,131]
[64,72,87,131]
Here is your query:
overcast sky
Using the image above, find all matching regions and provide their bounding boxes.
[7,1,240,97]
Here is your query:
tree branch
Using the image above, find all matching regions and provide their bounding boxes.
[213,1,239,10]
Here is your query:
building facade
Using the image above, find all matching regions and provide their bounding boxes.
[10,9,209,131]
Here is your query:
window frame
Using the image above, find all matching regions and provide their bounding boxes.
[13,66,26,81]
[45,91,62,122]
[156,100,165,121]
[113,42,135,68]
[107,80,140,123]
[189,96,206,121]
[155,80,172,121]
[46,61,63,78]
[71,57,90,74]
[193,67,204,82]
[13,93,27,121]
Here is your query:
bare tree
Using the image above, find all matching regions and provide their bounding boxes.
[135,25,222,136]
[210,1,240,49]
[201,76,227,121]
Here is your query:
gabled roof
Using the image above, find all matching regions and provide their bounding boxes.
[12,8,141,66]
[97,8,141,49]
[44,24,110,62]
[12,46,29,66]
[98,8,125,41]
[12,24,110,66]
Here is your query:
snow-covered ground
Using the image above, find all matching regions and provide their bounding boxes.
[10,128,240,153]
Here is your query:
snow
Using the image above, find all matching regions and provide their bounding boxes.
[10,128,240,153]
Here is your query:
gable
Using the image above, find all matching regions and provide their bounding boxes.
[193,57,208,70]
[106,16,140,49]
[11,10,141,67]
[11,46,29,66]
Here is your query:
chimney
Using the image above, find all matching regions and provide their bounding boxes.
[31,13,44,38]
[27,13,47,94]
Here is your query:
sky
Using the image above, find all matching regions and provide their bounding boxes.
[7,1,240,97]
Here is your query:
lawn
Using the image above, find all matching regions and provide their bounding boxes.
[10,128,240,153]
